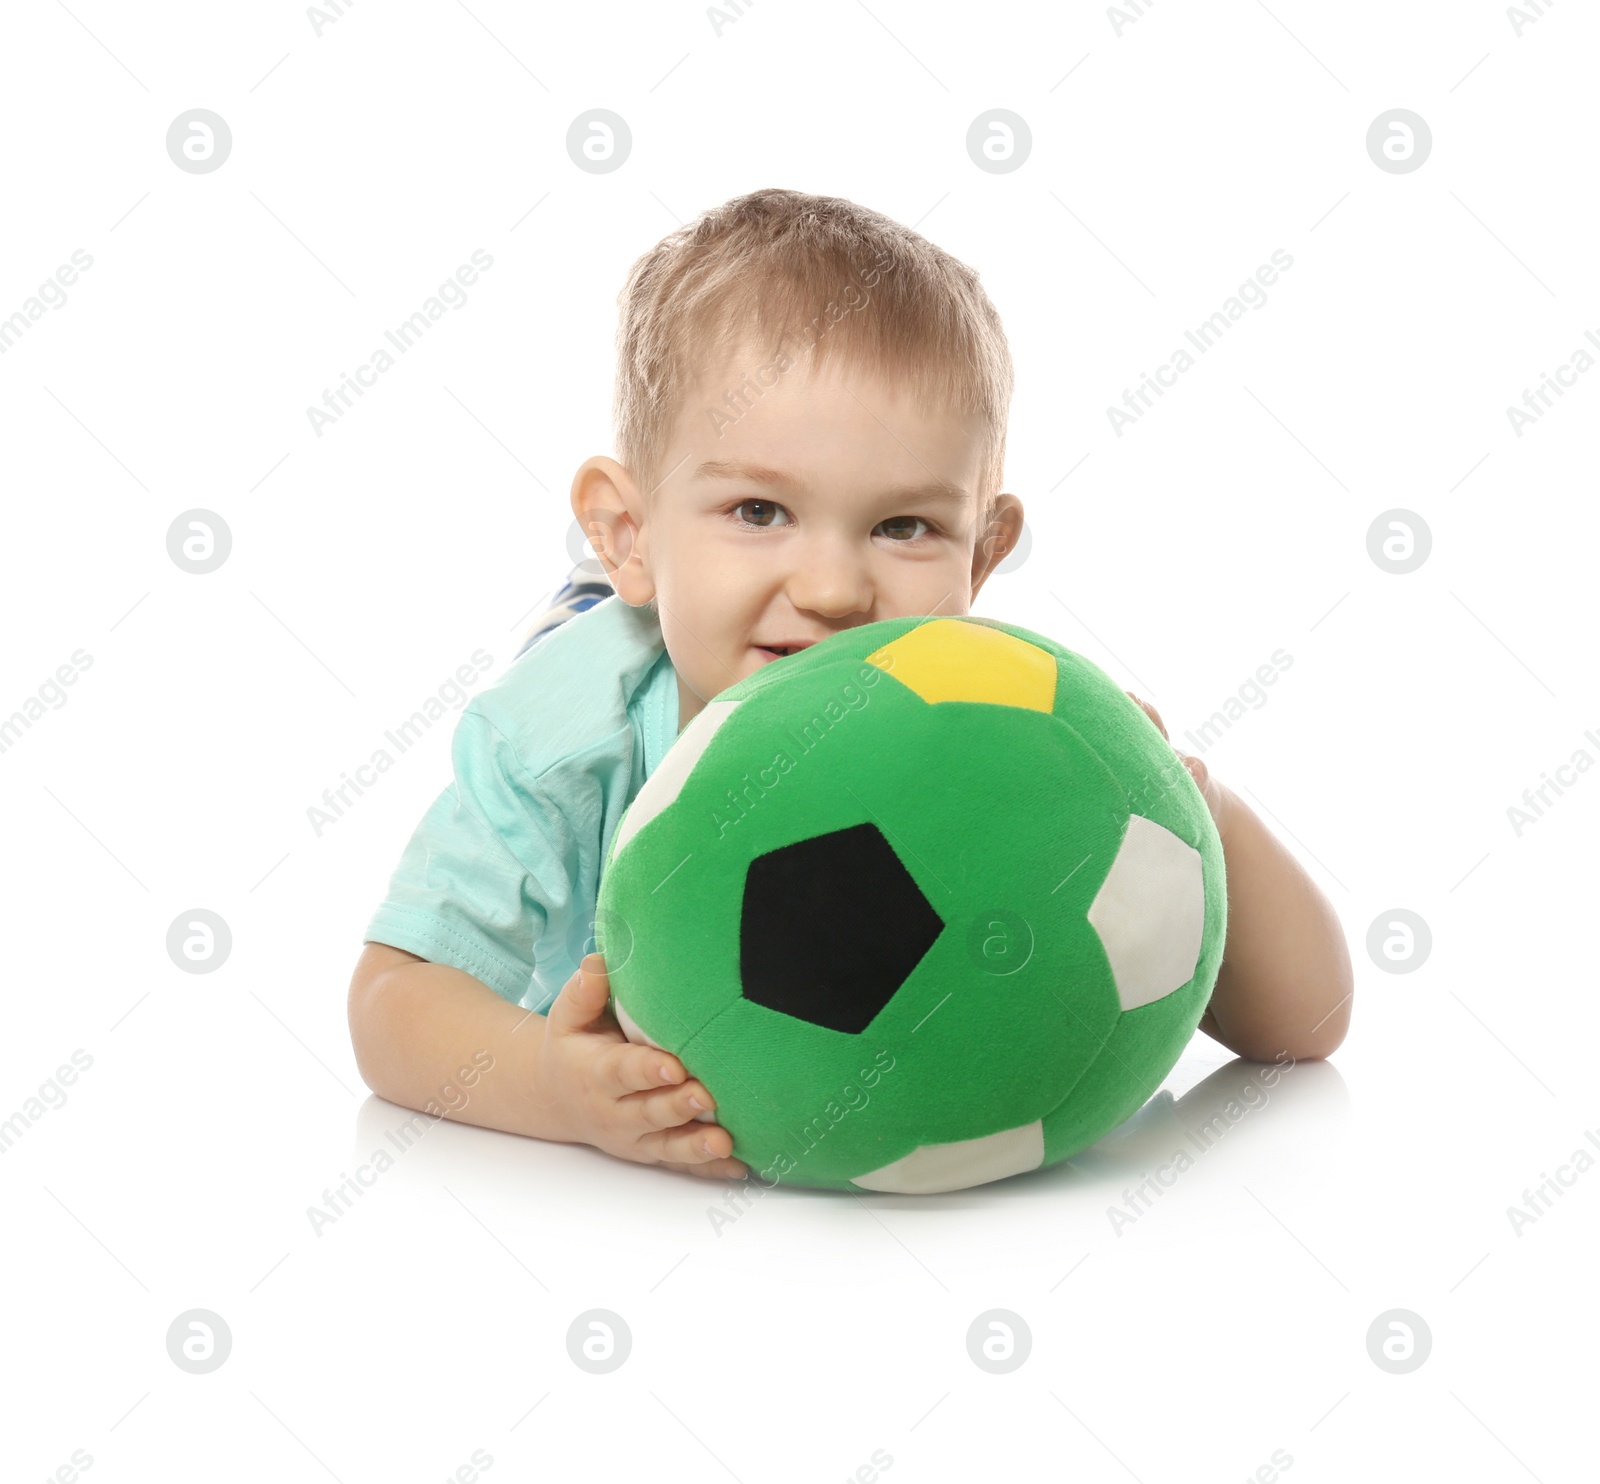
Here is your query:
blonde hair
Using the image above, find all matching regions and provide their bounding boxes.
[612,187,1013,529]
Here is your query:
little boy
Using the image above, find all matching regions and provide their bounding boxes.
[348,188,1353,1183]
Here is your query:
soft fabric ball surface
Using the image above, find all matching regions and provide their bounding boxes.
[596,615,1226,1194]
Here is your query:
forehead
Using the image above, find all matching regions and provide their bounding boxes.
[691,459,973,512]
[669,341,985,493]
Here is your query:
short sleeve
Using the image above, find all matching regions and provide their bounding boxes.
[363,707,576,1007]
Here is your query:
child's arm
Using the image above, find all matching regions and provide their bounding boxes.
[1127,696,1354,1064]
[348,942,749,1179]
[1188,759,1353,1062]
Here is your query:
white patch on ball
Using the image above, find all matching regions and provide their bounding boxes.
[612,998,662,1049]
[1087,813,1205,1011]
[850,1121,1046,1194]
[610,698,742,860]
[613,998,715,1123]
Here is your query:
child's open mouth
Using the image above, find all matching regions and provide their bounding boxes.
[754,639,819,663]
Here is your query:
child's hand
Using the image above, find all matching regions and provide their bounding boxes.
[536,952,749,1181]
[1125,691,1228,834]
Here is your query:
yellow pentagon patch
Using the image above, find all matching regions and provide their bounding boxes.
[865,619,1056,712]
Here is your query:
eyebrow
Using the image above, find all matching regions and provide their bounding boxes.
[693,460,970,505]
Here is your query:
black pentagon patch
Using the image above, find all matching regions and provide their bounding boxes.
[739,821,945,1034]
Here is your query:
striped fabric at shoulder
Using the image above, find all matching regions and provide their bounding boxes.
[514,563,614,658]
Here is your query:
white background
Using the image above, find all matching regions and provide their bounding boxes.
[2,0,1597,1479]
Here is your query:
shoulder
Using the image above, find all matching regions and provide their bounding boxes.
[462,593,676,783]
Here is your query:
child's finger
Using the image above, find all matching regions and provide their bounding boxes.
[661,1156,750,1181]
[606,1041,686,1098]
[642,1120,738,1166]
[546,953,614,1035]
[622,1079,716,1132]
[1127,692,1168,739]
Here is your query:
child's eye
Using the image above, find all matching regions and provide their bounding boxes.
[729,498,792,529]
[726,500,937,545]
[877,515,932,543]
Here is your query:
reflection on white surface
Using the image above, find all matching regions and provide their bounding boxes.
[1064,1051,1352,1187]
[348,1041,1351,1212]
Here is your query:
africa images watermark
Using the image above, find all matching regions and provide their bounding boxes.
[0,1049,94,1155]
[307,0,361,37]
[700,246,898,441]
[1508,0,1561,37]
[706,1048,898,1232]
[710,658,890,839]
[305,1052,493,1235]
[1180,649,1295,756]
[307,649,493,837]
[1504,1124,1600,1236]
[706,0,761,36]
[1504,724,1600,837]
[1104,1051,1296,1235]
[1504,326,1600,437]
[1107,0,1160,37]
[1,648,94,758]
[304,249,494,436]
[1107,249,1294,435]
[0,249,94,357]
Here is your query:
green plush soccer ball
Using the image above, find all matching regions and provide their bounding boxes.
[596,615,1226,1194]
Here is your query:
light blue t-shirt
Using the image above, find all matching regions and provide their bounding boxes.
[363,594,679,1013]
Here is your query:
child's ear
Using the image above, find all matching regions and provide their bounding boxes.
[970,493,1025,600]
[570,456,654,605]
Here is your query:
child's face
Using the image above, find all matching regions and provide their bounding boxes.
[583,347,1022,729]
